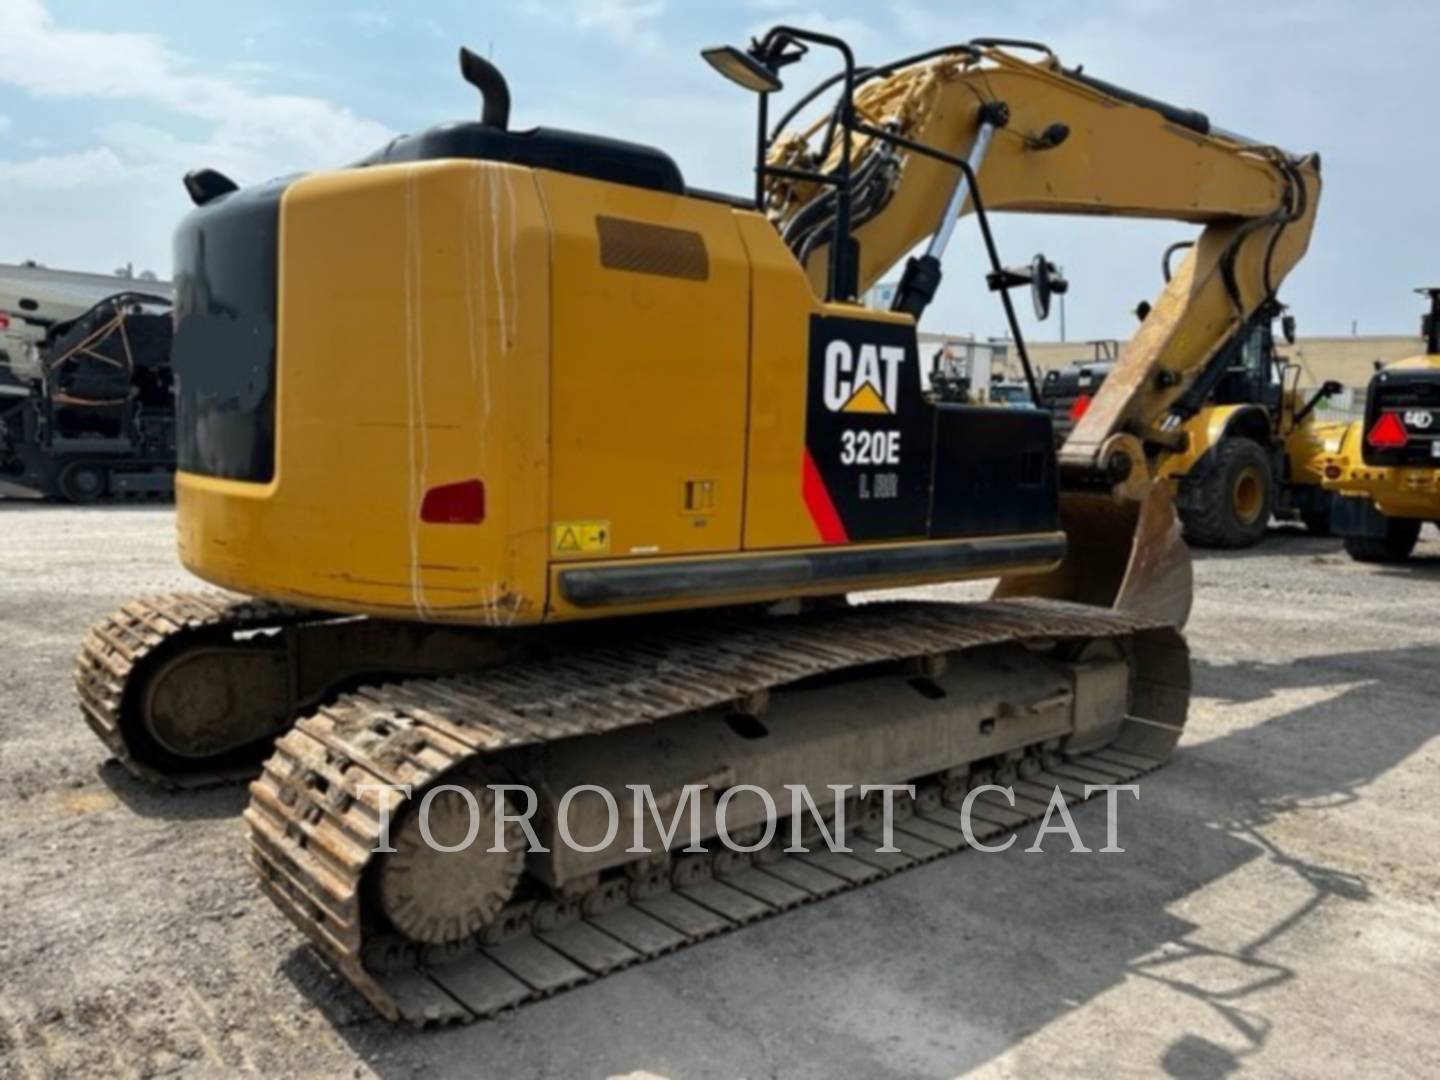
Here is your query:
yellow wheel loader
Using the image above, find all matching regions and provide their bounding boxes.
[1047,302,1345,548]
[1155,301,1345,547]
[1321,288,1440,562]
[74,29,1319,1023]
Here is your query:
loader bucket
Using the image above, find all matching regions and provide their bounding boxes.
[994,481,1194,627]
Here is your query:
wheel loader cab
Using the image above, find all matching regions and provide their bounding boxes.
[1211,320,1284,415]
[173,114,1064,624]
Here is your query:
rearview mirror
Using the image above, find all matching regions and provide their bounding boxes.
[1030,255,1068,322]
[1282,313,1297,344]
[985,254,1068,321]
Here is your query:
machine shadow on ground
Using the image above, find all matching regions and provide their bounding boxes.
[265,641,1433,1080]
[96,761,250,821]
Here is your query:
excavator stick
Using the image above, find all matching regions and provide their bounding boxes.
[994,153,1320,625]
[995,483,1194,627]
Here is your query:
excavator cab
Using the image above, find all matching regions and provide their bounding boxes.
[1215,315,1284,413]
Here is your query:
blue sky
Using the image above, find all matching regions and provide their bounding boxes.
[1,0,1436,341]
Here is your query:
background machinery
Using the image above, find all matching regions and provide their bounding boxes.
[1043,301,1343,548]
[1041,339,1118,448]
[75,30,1319,1022]
[1040,339,1119,437]
[0,262,176,501]
[1322,288,1440,561]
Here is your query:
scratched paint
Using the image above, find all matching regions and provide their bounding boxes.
[403,164,435,620]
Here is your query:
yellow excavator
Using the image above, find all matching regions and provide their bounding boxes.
[74,29,1319,1023]
[1321,288,1440,561]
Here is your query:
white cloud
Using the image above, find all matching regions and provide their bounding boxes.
[0,147,126,189]
[0,0,391,180]
[522,0,669,53]
[0,0,395,273]
[0,113,10,133]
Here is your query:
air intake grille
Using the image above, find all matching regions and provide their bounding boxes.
[596,215,708,281]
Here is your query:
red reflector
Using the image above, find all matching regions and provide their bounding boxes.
[0,313,9,330]
[1366,412,1408,449]
[420,479,485,524]
[1069,393,1092,421]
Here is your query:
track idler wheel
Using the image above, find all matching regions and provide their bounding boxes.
[374,775,526,946]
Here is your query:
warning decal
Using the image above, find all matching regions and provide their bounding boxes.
[552,520,611,556]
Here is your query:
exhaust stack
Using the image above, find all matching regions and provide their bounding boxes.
[459,46,511,130]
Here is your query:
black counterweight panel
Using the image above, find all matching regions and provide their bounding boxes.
[1361,368,1440,468]
[172,178,287,483]
[930,405,1060,538]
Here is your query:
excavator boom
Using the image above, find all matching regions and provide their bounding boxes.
[758,36,1319,621]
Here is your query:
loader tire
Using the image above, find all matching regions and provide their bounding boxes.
[1343,516,1421,563]
[1181,438,1273,549]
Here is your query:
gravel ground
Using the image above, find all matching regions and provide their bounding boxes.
[1,504,1437,1078]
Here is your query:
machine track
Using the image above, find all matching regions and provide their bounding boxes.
[246,598,1189,1025]
[75,592,319,788]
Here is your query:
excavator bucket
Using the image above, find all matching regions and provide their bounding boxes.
[995,482,1194,627]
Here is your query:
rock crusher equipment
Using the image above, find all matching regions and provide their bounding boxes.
[1321,288,1440,562]
[75,29,1320,1022]
[0,287,176,502]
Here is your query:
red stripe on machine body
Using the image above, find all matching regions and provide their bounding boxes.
[802,450,849,544]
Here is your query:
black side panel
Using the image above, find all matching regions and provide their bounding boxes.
[804,314,934,541]
[172,179,286,482]
[358,124,685,195]
[1362,368,1440,467]
[930,405,1060,537]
